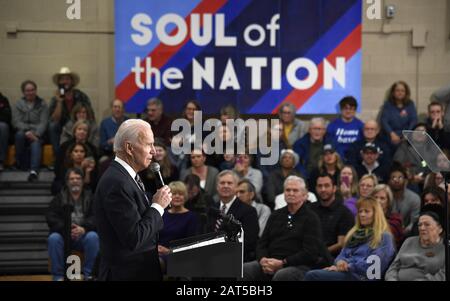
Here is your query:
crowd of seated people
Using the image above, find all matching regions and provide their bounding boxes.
[2,74,450,281]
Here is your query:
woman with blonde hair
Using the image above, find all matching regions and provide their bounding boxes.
[305,197,395,281]
[358,174,378,198]
[371,184,404,249]
[60,102,98,146]
[158,181,199,272]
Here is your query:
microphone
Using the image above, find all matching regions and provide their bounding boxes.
[150,162,171,208]
[209,208,242,227]
[150,162,165,188]
[209,207,242,242]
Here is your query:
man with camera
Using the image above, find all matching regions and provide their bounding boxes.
[48,67,93,156]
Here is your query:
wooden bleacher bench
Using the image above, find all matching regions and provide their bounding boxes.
[5,144,54,167]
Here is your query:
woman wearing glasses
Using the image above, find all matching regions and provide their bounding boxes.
[304,196,396,281]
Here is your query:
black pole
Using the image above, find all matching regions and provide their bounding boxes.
[444,173,450,282]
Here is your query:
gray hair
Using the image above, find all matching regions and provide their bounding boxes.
[309,117,326,128]
[278,102,296,116]
[113,119,151,153]
[284,175,308,192]
[371,184,394,212]
[147,97,163,108]
[216,170,240,184]
[64,167,84,184]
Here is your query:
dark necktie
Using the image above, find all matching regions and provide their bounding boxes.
[135,174,150,206]
[215,204,227,232]
[135,174,146,192]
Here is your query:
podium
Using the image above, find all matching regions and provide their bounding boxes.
[166,232,243,278]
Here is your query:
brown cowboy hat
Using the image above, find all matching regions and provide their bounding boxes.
[52,67,80,86]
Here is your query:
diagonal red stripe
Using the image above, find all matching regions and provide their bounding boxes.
[116,0,228,102]
[272,24,362,114]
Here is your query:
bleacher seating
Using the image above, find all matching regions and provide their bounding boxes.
[0,171,53,274]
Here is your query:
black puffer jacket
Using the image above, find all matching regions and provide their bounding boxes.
[46,187,96,236]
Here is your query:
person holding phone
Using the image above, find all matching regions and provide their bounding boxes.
[338,165,360,216]
[81,156,97,191]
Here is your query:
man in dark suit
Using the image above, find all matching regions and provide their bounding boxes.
[94,119,172,281]
[207,170,259,262]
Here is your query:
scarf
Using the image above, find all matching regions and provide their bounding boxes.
[346,228,373,248]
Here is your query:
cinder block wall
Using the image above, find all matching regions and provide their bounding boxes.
[0,0,114,120]
[0,0,449,122]
[361,0,450,120]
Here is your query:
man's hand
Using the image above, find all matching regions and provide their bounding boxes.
[83,159,96,174]
[158,245,170,256]
[25,131,38,142]
[432,117,444,130]
[260,257,283,275]
[259,257,269,266]
[152,185,172,209]
[71,224,85,240]
[259,257,272,274]
[266,258,284,272]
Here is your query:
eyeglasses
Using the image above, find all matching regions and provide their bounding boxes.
[390,176,405,181]
[287,214,294,230]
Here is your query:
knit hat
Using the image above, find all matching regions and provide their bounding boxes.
[419,204,444,227]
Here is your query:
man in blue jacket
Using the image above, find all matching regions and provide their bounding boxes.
[293,117,331,178]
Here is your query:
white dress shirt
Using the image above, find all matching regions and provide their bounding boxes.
[219,196,237,215]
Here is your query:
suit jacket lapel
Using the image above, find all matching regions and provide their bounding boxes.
[227,198,241,216]
[110,161,150,210]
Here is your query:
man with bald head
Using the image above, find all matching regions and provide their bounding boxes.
[346,120,392,166]
[95,119,172,281]
[293,117,332,177]
[99,99,128,159]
